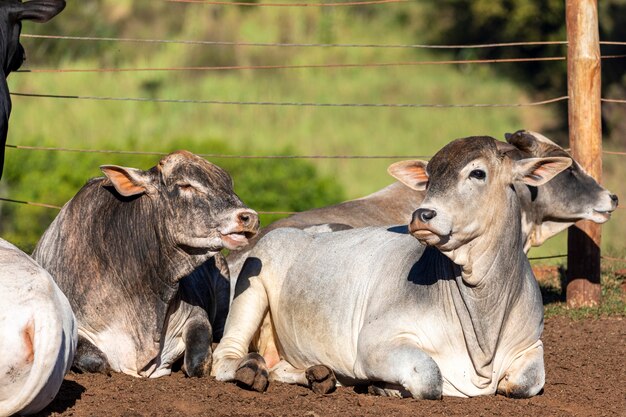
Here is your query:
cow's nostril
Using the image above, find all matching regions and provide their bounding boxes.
[236,210,259,229]
[610,194,619,204]
[417,208,437,223]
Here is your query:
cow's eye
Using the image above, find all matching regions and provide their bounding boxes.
[469,169,486,180]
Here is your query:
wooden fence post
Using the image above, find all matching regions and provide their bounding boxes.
[566,0,603,307]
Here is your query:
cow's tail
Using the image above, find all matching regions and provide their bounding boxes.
[1,285,76,416]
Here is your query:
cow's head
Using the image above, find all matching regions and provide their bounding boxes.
[504,130,618,233]
[0,0,66,180]
[101,151,259,254]
[388,136,571,257]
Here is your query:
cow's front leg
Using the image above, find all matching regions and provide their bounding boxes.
[182,310,213,377]
[212,269,270,391]
[270,360,336,394]
[497,341,544,398]
[355,336,442,400]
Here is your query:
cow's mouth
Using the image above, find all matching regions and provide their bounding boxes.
[220,231,255,250]
[591,209,613,223]
[409,226,445,245]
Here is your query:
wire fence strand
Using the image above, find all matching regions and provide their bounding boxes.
[10,92,570,109]
[601,98,626,104]
[0,197,62,210]
[164,0,409,6]
[0,195,624,263]
[14,57,570,74]
[6,143,626,159]
[19,33,626,50]
[20,34,569,50]
[3,144,431,159]
[16,55,626,75]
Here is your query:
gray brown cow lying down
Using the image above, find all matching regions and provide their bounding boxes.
[213,136,585,398]
[226,130,618,279]
[0,238,75,416]
[33,151,258,378]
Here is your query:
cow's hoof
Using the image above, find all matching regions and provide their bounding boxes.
[73,338,112,376]
[306,365,336,394]
[235,353,269,392]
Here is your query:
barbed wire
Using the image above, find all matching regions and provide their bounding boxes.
[1,195,623,216]
[10,92,570,109]
[6,143,626,160]
[19,34,569,50]
[0,197,62,210]
[599,41,626,46]
[0,196,295,215]
[164,0,409,6]
[4,144,431,159]
[0,196,623,262]
[601,98,626,104]
[15,55,626,75]
[13,57,568,74]
[528,254,567,261]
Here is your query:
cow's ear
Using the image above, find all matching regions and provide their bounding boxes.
[100,165,152,197]
[506,130,538,153]
[11,0,66,23]
[495,140,518,155]
[387,160,429,191]
[513,157,572,186]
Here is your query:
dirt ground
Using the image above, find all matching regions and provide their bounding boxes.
[36,316,625,417]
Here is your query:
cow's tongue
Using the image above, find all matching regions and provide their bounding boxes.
[221,232,248,249]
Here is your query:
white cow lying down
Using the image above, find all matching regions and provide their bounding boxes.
[0,239,76,416]
[213,136,574,399]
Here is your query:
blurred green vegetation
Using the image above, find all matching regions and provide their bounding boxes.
[0,1,623,263]
[422,0,626,147]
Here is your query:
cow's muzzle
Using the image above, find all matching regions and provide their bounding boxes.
[409,209,441,242]
[219,209,260,250]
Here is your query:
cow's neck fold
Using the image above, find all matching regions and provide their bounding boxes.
[446,190,529,387]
